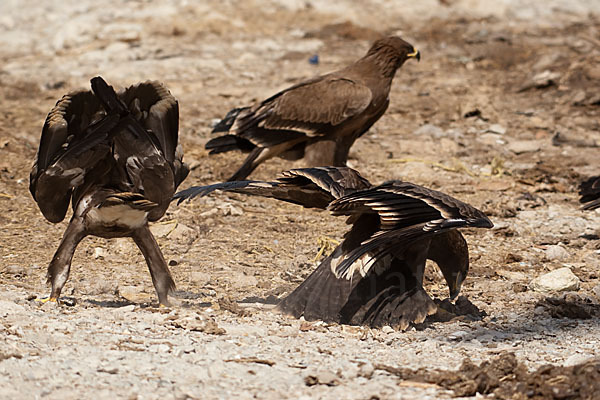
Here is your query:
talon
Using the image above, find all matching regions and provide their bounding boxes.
[35,296,58,304]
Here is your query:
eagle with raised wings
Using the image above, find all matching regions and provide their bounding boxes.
[174,167,492,329]
[30,77,189,306]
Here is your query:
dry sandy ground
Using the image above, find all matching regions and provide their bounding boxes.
[1,0,600,398]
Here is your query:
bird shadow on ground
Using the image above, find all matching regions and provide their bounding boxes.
[239,295,281,305]
[423,294,600,342]
[84,298,136,308]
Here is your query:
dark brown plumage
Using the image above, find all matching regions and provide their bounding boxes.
[579,176,600,210]
[30,76,189,306]
[206,36,420,181]
[174,167,492,329]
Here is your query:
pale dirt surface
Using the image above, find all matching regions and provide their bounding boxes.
[1,1,600,399]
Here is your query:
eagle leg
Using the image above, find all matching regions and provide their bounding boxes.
[131,225,175,306]
[45,217,87,302]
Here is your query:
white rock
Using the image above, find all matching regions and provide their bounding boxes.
[544,245,570,261]
[530,267,580,292]
[358,361,375,378]
[218,203,244,216]
[477,133,506,146]
[168,223,197,244]
[563,353,594,367]
[150,221,177,238]
[414,124,444,138]
[592,284,600,299]
[449,330,469,340]
[532,70,561,85]
[116,305,136,313]
[230,272,258,289]
[507,140,541,154]
[190,271,211,286]
[487,124,507,135]
[93,247,109,259]
[5,265,22,274]
[381,326,394,334]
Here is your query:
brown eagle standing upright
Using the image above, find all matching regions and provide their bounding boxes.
[30,77,189,306]
[206,36,420,181]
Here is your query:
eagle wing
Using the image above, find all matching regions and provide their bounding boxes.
[328,181,493,279]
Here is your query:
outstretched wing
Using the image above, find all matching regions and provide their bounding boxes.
[174,166,371,209]
[579,176,600,210]
[30,90,116,223]
[328,181,493,279]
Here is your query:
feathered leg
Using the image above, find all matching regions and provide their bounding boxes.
[45,217,87,302]
[131,225,175,306]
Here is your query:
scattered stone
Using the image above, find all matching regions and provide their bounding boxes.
[487,124,506,135]
[60,298,76,307]
[93,247,108,259]
[116,305,136,313]
[86,281,117,296]
[358,361,375,379]
[5,265,22,274]
[512,283,527,293]
[97,23,141,43]
[112,238,134,254]
[168,223,197,244]
[563,354,595,367]
[507,140,541,154]
[544,245,569,261]
[592,284,600,300]
[225,357,275,366]
[477,133,506,146]
[518,70,561,91]
[305,370,340,386]
[190,271,211,286]
[218,297,252,317]
[533,306,546,315]
[170,314,226,335]
[414,123,444,138]
[218,203,244,216]
[449,330,469,341]
[230,272,259,289]
[530,267,580,293]
[118,286,153,303]
[381,326,394,334]
[150,221,177,238]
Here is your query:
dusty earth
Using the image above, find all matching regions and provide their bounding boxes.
[1,0,600,398]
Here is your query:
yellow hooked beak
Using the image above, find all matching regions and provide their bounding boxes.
[407,48,421,61]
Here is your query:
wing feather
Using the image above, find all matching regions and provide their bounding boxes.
[328,181,493,279]
[174,166,371,209]
[230,77,372,141]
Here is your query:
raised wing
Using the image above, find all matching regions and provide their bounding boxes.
[93,77,188,220]
[30,77,188,223]
[30,90,116,222]
[328,181,493,279]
